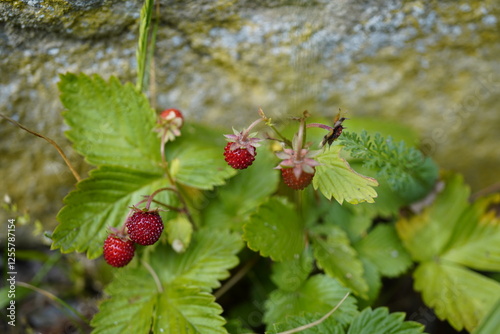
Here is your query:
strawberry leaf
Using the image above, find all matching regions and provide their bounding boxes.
[267,312,345,334]
[313,146,378,204]
[151,228,243,291]
[243,197,305,261]
[347,307,425,334]
[59,73,161,172]
[91,270,226,334]
[271,248,314,292]
[52,166,174,259]
[441,194,500,271]
[91,228,241,333]
[396,173,469,262]
[414,261,500,332]
[355,224,412,277]
[311,225,369,298]
[264,274,358,328]
[166,123,236,190]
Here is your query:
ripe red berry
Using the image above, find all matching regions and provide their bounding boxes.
[125,210,164,246]
[281,168,315,190]
[103,235,135,267]
[224,142,257,169]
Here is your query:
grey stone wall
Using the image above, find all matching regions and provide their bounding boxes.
[1,0,499,227]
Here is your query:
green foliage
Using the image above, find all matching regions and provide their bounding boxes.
[397,174,500,332]
[44,5,500,332]
[355,224,413,278]
[313,146,378,204]
[91,229,242,333]
[59,73,162,172]
[264,274,358,328]
[52,166,174,259]
[243,197,305,261]
[339,131,438,201]
[347,307,426,334]
[311,225,369,298]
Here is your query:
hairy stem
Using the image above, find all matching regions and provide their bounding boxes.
[0,113,81,182]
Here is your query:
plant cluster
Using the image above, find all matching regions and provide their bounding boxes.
[4,1,500,334]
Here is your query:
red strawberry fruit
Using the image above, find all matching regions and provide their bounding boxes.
[125,209,164,246]
[103,234,135,267]
[281,167,315,190]
[224,142,257,169]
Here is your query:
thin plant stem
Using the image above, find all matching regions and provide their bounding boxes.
[214,256,259,300]
[142,260,163,293]
[17,281,89,326]
[0,113,81,182]
[276,291,351,334]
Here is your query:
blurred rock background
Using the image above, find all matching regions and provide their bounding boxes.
[1,0,499,229]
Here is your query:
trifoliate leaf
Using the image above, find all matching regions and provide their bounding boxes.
[264,274,358,327]
[165,214,193,253]
[203,145,279,230]
[52,166,173,259]
[396,173,470,262]
[347,307,425,334]
[166,123,236,190]
[271,248,314,292]
[243,197,305,262]
[414,261,500,332]
[355,224,412,277]
[91,268,226,334]
[442,194,500,271]
[151,228,243,291]
[313,146,378,204]
[267,312,346,334]
[311,225,369,298]
[59,73,161,172]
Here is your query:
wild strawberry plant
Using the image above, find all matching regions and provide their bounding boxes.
[43,1,500,333]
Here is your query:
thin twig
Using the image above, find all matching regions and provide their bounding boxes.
[214,256,259,300]
[276,291,351,334]
[17,281,89,326]
[142,260,163,293]
[0,113,81,182]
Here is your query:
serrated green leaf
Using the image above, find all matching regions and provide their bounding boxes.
[59,73,161,172]
[271,248,314,292]
[321,200,374,241]
[166,123,236,190]
[396,173,470,262]
[266,312,346,334]
[91,268,226,334]
[311,225,369,298]
[203,144,279,230]
[474,298,500,334]
[355,224,413,277]
[52,166,173,259]
[313,146,378,204]
[151,228,243,290]
[243,197,305,261]
[92,228,241,333]
[165,214,193,253]
[442,194,500,271]
[264,274,358,328]
[414,261,500,332]
[358,258,382,307]
[347,307,425,334]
